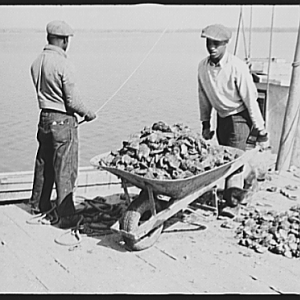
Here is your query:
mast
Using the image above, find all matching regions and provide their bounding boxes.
[276,15,300,171]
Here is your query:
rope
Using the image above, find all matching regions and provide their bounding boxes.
[234,7,242,56]
[248,6,253,61]
[241,8,248,59]
[95,27,169,116]
[265,5,276,129]
[234,6,248,59]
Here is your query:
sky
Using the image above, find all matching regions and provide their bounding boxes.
[0,4,299,31]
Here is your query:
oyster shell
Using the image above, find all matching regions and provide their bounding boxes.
[235,206,300,259]
[99,121,237,180]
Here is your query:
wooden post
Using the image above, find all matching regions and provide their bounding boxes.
[276,18,300,171]
[290,110,300,168]
[146,185,156,216]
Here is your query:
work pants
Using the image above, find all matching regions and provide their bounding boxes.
[29,109,78,217]
[216,109,252,151]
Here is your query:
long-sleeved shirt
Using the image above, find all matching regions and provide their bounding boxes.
[31,44,90,117]
[198,51,265,131]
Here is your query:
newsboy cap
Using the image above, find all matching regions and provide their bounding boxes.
[46,20,74,37]
[201,24,232,42]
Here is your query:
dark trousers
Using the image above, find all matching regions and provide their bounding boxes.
[30,110,78,217]
[216,109,252,151]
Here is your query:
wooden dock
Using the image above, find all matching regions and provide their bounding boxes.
[1,168,300,294]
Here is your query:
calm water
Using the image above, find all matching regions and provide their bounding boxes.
[0,29,298,172]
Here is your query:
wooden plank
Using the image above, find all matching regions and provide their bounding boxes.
[2,205,120,293]
[135,221,276,294]
[0,240,48,293]
[1,184,300,293]
[0,181,120,199]
[0,168,119,186]
[0,207,91,293]
[0,167,122,202]
[152,222,276,293]
[196,225,300,294]
[1,204,191,293]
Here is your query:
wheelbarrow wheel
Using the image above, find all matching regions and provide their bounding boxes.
[120,192,164,251]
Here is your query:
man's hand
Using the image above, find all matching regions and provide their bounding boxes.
[202,128,215,140]
[256,129,270,150]
[202,121,214,140]
[257,129,268,142]
[84,111,97,122]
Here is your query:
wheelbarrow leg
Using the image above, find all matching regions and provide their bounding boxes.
[186,185,219,217]
[121,179,131,206]
[212,186,219,216]
[146,185,156,216]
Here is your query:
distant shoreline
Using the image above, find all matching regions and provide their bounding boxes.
[0,27,299,34]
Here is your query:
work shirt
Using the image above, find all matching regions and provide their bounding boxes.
[31,44,89,117]
[198,51,265,131]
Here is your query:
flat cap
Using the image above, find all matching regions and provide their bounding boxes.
[46,20,74,37]
[201,24,232,41]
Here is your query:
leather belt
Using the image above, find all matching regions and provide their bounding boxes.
[41,108,74,116]
[42,108,64,114]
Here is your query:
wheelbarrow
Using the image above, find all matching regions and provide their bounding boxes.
[90,147,258,251]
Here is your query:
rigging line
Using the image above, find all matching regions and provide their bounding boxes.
[248,6,253,61]
[234,6,243,56]
[265,5,275,129]
[241,9,248,60]
[95,26,169,116]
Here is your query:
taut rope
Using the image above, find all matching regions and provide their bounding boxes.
[79,26,169,124]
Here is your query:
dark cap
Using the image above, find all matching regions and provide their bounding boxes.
[46,20,74,37]
[201,24,232,42]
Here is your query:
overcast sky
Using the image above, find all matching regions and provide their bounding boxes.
[0,4,299,31]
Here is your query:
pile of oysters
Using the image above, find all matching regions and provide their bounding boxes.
[235,204,300,258]
[99,121,237,180]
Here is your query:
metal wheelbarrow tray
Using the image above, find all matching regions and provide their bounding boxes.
[91,147,257,251]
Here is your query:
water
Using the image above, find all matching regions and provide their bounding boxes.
[0,29,298,172]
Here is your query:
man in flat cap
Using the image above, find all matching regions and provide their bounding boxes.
[198,24,268,151]
[198,24,269,201]
[29,20,97,228]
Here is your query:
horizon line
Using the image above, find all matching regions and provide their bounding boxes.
[0,27,299,33]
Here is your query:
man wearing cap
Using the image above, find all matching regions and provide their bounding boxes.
[198,24,268,150]
[29,20,97,228]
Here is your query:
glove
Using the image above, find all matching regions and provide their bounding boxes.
[84,111,97,122]
[256,129,268,143]
[256,129,270,150]
[202,128,215,140]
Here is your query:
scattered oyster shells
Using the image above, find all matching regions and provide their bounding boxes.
[235,205,300,258]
